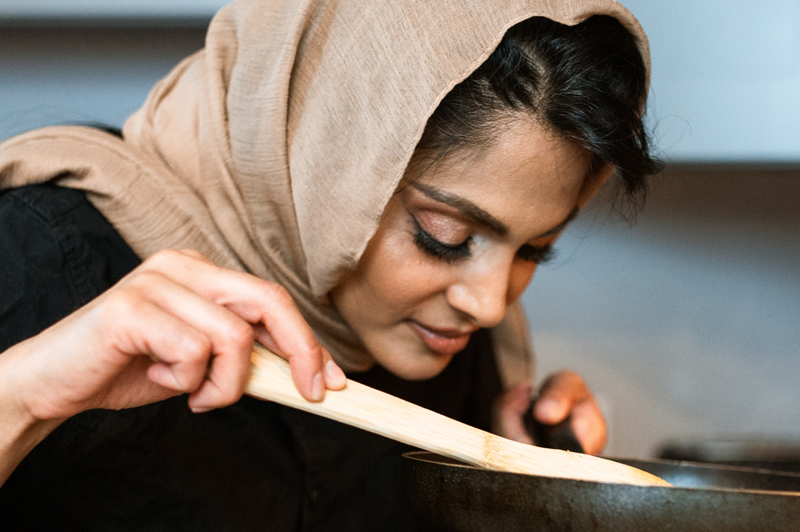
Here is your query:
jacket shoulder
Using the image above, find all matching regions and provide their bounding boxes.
[0,184,140,351]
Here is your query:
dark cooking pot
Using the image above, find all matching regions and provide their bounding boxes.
[659,437,800,474]
[402,451,800,532]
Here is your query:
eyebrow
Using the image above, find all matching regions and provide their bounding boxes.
[538,206,579,237]
[413,183,579,239]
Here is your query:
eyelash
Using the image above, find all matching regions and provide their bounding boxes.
[516,244,557,264]
[412,217,472,264]
[410,216,557,265]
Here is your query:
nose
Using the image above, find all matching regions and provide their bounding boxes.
[446,264,512,329]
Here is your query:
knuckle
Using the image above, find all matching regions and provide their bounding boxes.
[220,319,254,350]
[260,281,293,307]
[281,338,321,364]
[102,287,148,318]
[143,248,183,269]
[179,249,210,262]
[129,268,169,287]
[118,270,174,299]
[179,332,212,362]
[297,342,325,364]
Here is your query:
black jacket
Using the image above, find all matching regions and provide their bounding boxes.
[0,184,502,532]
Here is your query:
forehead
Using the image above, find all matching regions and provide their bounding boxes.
[409,119,592,237]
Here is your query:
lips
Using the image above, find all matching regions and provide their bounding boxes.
[407,320,475,356]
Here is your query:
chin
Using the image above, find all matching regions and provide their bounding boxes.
[375,350,455,381]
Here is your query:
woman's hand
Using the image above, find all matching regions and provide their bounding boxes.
[5,248,345,420]
[0,249,346,484]
[492,371,607,455]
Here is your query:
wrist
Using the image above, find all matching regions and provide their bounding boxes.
[0,345,64,486]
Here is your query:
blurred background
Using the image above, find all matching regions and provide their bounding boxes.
[1,0,798,462]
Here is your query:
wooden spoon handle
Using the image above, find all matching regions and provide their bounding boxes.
[245,345,669,487]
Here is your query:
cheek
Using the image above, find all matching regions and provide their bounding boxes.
[507,261,537,303]
[358,231,448,313]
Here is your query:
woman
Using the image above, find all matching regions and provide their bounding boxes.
[0,0,658,529]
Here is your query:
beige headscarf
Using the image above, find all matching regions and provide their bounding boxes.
[0,0,649,387]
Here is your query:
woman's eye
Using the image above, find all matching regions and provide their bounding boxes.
[516,243,556,264]
[411,216,472,263]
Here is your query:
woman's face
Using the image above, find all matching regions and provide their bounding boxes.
[330,119,593,380]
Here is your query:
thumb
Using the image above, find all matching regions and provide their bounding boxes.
[534,371,588,425]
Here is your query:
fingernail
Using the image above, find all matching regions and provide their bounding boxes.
[325,359,347,389]
[191,406,212,414]
[311,372,325,402]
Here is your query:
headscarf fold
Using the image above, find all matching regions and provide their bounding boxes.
[0,0,649,386]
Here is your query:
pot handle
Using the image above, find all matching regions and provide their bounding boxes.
[524,400,585,453]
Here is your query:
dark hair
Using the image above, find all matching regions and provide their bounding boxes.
[415,15,661,211]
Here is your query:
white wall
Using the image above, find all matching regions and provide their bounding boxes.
[0,2,221,140]
[0,27,206,140]
[624,0,800,162]
[0,0,225,21]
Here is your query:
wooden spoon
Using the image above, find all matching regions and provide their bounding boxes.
[246,345,670,487]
